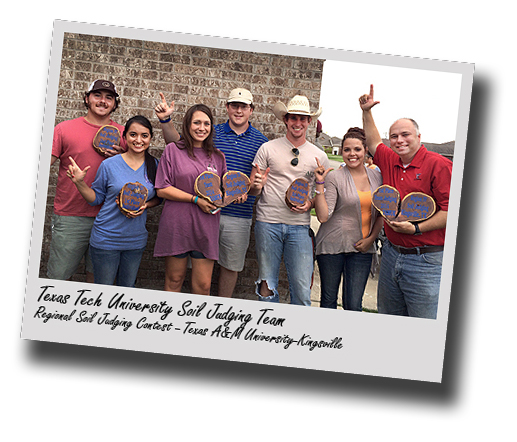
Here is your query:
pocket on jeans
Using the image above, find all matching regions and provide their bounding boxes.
[421,251,443,265]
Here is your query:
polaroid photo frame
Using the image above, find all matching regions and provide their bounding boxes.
[21,19,473,383]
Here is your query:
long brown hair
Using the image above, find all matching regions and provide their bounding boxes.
[180,104,222,159]
[123,115,157,184]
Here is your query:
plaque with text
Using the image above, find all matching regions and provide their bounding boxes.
[93,125,121,155]
[372,185,400,221]
[222,171,251,206]
[195,171,251,208]
[118,182,148,214]
[397,192,436,222]
[285,177,310,208]
[372,185,436,222]
[195,171,224,207]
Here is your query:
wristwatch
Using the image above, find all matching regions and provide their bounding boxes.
[411,222,422,235]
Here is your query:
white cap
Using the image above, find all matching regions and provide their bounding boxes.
[227,88,253,105]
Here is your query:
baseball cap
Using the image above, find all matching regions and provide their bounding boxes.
[87,79,119,97]
[227,88,253,105]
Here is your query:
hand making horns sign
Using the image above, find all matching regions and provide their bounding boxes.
[249,163,270,195]
[359,84,380,111]
[66,156,90,184]
[154,92,175,121]
[66,156,96,203]
[314,157,333,182]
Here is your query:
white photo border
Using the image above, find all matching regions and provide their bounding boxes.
[21,19,474,383]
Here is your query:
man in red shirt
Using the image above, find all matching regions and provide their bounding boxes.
[48,79,126,282]
[359,85,453,319]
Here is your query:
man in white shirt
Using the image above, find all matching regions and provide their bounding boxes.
[250,95,329,306]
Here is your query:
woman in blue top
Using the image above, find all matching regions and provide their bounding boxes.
[67,115,161,287]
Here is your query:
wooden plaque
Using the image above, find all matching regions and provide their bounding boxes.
[93,125,121,155]
[372,185,436,222]
[194,171,224,207]
[397,192,436,222]
[118,182,148,214]
[285,177,310,208]
[222,171,251,206]
[372,185,400,221]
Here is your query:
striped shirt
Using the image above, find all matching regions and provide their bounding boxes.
[215,121,268,218]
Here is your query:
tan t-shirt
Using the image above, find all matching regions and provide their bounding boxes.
[253,136,330,225]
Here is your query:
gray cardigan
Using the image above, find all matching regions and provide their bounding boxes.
[315,165,383,255]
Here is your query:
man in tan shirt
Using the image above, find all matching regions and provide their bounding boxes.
[250,95,329,306]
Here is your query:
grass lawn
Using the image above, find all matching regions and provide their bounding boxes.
[326,153,342,162]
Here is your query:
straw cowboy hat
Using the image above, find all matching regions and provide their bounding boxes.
[273,95,322,121]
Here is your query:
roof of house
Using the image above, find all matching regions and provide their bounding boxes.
[318,133,455,160]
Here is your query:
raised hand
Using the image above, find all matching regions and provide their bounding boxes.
[314,157,333,182]
[250,164,270,192]
[155,92,175,121]
[66,156,90,184]
[66,157,96,203]
[359,84,380,111]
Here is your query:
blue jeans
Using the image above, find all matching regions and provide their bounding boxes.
[254,221,314,306]
[316,252,373,311]
[89,246,146,288]
[378,241,443,319]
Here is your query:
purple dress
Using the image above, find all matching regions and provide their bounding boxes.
[154,140,227,260]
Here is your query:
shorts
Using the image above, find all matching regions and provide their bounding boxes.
[174,250,206,259]
[47,214,95,280]
[218,215,252,272]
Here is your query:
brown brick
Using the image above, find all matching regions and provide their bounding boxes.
[41,33,324,302]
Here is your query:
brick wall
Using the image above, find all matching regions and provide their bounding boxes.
[40,32,324,302]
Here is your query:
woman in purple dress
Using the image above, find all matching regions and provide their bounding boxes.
[154,104,227,295]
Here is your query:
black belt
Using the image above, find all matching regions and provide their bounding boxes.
[389,242,444,255]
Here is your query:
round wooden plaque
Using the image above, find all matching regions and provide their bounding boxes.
[118,182,148,214]
[285,177,310,208]
[372,185,400,221]
[93,125,121,155]
[222,171,250,206]
[194,171,224,207]
[397,192,436,222]
[372,185,436,222]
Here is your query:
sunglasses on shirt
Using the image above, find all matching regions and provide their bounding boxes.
[291,148,299,166]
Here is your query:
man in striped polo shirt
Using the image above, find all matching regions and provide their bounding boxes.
[156,88,268,297]
[214,89,268,296]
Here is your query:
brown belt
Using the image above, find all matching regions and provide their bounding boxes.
[389,242,444,255]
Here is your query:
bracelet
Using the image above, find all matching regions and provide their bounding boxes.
[193,196,199,204]
[314,189,326,195]
[315,181,325,185]
[159,116,171,123]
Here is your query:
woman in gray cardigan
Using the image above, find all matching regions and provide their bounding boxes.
[313,127,383,310]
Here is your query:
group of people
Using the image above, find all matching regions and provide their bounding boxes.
[48,79,452,320]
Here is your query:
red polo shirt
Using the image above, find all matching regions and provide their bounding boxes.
[374,143,453,248]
